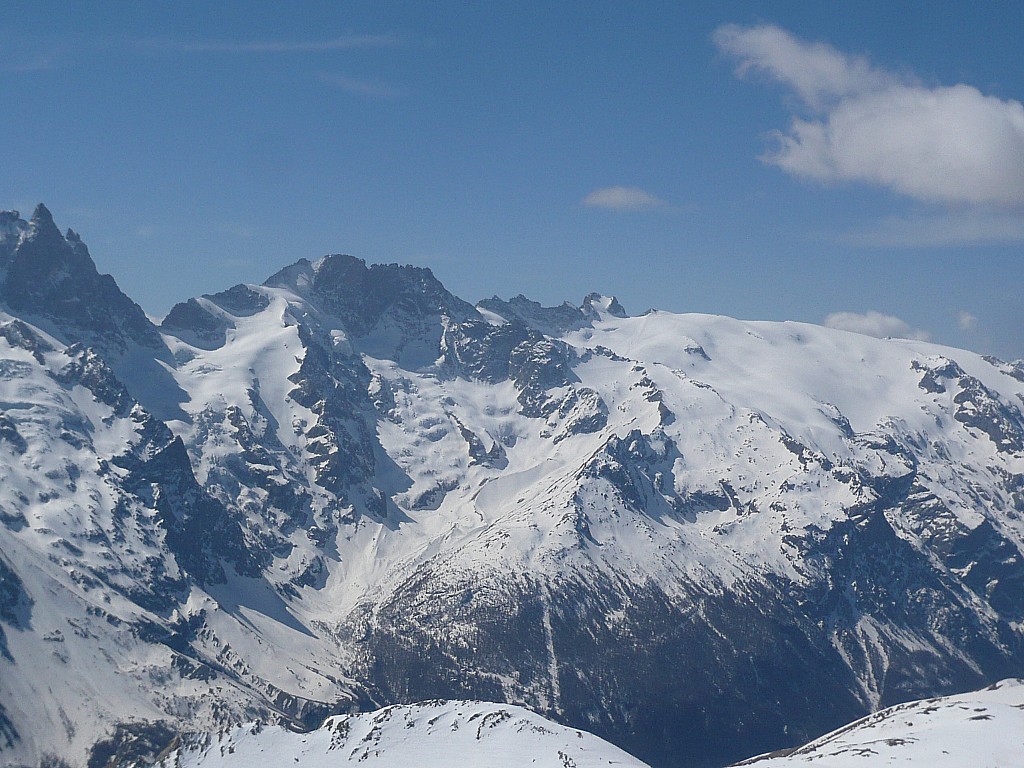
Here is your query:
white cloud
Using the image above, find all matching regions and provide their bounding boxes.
[958,310,978,331]
[824,310,930,341]
[713,24,898,110]
[137,34,400,54]
[582,186,666,211]
[316,72,405,99]
[715,23,1024,206]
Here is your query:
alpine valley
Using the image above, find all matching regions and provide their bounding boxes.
[1,205,1023,768]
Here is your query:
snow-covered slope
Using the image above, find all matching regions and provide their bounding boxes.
[163,700,650,768]
[3,207,1024,768]
[734,678,1024,767]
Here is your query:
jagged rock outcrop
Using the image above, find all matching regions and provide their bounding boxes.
[1,205,161,351]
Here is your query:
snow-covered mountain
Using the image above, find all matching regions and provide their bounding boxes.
[2,206,1024,768]
[733,678,1024,767]
[161,700,650,768]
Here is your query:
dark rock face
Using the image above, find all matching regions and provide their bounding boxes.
[0,207,189,421]
[795,509,1017,706]
[0,318,53,363]
[913,357,964,394]
[85,721,177,768]
[441,319,531,383]
[582,292,628,319]
[309,256,477,334]
[162,285,270,349]
[161,298,228,348]
[1,206,161,350]
[349,567,865,768]
[0,554,32,661]
[286,323,381,499]
[440,320,611,444]
[0,413,27,456]
[582,429,690,519]
[0,709,16,754]
[54,345,134,416]
[111,408,262,585]
[207,283,270,316]
[953,376,1024,453]
[509,337,580,417]
[266,255,477,357]
[913,357,1024,452]
[0,210,28,264]
[477,294,589,335]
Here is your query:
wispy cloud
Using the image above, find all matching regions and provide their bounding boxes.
[132,33,399,55]
[0,37,65,73]
[3,49,61,73]
[316,72,405,99]
[715,23,1024,207]
[824,310,930,341]
[958,310,978,331]
[3,32,401,71]
[582,186,667,212]
[713,23,900,111]
[837,211,1024,248]
[216,222,254,240]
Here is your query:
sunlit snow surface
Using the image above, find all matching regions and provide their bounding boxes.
[735,679,1024,767]
[166,701,650,768]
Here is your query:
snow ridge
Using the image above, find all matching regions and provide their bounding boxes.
[734,678,1024,767]
[164,700,650,768]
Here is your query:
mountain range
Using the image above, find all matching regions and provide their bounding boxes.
[1,205,1023,768]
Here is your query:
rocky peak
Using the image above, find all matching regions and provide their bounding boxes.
[312,255,478,334]
[267,254,478,332]
[161,298,228,349]
[0,211,28,269]
[263,257,315,294]
[0,209,27,241]
[476,294,588,335]
[161,285,271,350]
[28,203,61,239]
[0,204,162,351]
[265,255,479,367]
[582,292,627,320]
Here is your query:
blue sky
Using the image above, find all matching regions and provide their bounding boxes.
[3,1,1023,358]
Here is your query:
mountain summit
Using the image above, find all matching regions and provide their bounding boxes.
[0,206,161,350]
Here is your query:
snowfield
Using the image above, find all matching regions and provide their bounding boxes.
[163,701,650,768]
[165,682,1024,768]
[734,678,1024,767]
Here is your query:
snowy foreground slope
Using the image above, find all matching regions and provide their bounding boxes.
[160,682,1024,768]
[734,678,1024,767]
[3,206,1024,768]
[163,700,650,768]
[163,683,1024,768]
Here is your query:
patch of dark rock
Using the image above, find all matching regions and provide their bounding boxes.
[86,720,177,768]
[0,413,27,454]
[206,283,270,317]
